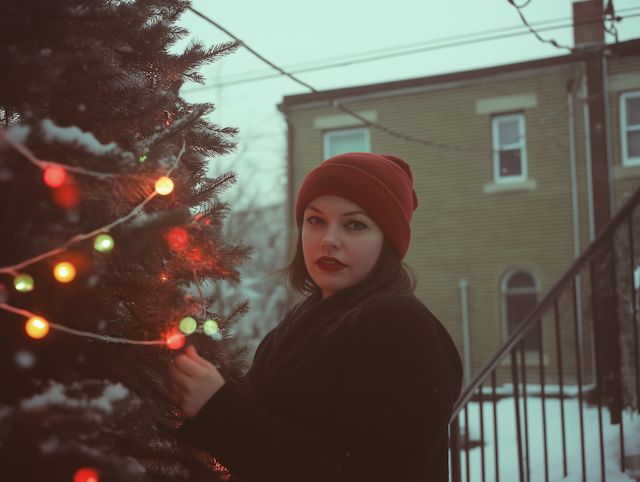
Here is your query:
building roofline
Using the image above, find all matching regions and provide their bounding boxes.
[278,38,640,112]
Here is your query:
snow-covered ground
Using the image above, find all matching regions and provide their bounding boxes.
[454,390,640,482]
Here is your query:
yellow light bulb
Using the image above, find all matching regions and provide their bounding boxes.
[26,316,50,339]
[54,262,76,283]
[155,177,174,195]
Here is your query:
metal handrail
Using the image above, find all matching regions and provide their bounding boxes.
[451,183,640,420]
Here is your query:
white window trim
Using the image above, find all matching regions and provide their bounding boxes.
[323,127,370,161]
[621,91,640,166]
[492,114,527,183]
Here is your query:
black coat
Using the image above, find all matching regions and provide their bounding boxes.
[176,285,463,481]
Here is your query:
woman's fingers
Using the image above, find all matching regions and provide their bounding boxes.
[168,377,186,396]
[168,364,189,387]
[172,354,200,377]
[186,345,198,359]
[168,346,226,418]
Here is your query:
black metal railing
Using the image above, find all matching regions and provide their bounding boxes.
[449,184,640,482]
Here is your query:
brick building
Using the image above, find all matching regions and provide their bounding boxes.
[277,14,640,385]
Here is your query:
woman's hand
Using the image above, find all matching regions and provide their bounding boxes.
[168,345,226,418]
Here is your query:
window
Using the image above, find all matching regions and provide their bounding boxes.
[492,114,527,183]
[323,127,370,160]
[621,91,640,166]
[502,269,539,352]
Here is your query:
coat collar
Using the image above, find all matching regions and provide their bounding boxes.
[290,282,364,324]
[266,283,363,369]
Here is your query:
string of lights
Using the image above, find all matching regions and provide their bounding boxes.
[0,129,160,183]
[183,7,640,91]
[0,138,225,347]
[0,139,185,276]
[0,303,169,345]
[0,130,119,180]
[185,6,636,156]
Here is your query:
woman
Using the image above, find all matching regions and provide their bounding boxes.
[169,152,463,481]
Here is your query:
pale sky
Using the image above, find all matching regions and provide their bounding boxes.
[177,0,640,210]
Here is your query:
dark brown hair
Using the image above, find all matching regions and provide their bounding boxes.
[267,227,421,335]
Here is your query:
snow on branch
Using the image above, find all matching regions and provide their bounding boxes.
[21,381,130,413]
[40,120,130,159]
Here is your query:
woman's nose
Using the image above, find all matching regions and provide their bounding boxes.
[321,224,341,249]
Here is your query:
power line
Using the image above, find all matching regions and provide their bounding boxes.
[183,8,640,92]
[604,0,623,43]
[507,0,571,51]
[184,6,634,155]
[511,0,533,7]
[185,13,575,91]
[510,0,629,51]
[335,77,591,155]
[187,7,318,94]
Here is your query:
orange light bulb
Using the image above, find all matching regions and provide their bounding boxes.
[43,166,67,187]
[26,316,50,339]
[155,177,174,195]
[53,262,76,282]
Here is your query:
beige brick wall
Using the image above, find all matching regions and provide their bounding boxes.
[284,56,639,386]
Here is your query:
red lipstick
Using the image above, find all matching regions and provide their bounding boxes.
[316,256,346,272]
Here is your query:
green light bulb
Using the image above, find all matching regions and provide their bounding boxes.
[14,274,34,292]
[94,234,114,252]
[180,316,197,335]
[203,319,219,335]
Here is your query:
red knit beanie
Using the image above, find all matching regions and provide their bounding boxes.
[295,152,418,260]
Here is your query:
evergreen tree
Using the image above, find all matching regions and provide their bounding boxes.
[0,1,251,480]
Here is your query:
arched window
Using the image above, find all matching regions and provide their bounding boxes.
[502,269,540,352]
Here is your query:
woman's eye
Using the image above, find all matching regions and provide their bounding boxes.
[306,216,324,225]
[349,221,367,230]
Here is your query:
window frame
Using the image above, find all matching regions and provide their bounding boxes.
[492,113,527,183]
[323,127,370,161]
[501,268,540,351]
[620,91,640,166]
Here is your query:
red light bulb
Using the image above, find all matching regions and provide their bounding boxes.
[167,228,188,249]
[74,467,99,482]
[167,331,185,350]
[43,166,67,187]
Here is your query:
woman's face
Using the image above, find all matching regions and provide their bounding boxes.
[302,195,384,299]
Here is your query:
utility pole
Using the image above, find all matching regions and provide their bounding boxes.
[574,0,622,425]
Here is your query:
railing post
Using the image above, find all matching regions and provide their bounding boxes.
[627,214,640,413]
[450,416,462,482]
[591,240,623,425]
[492,372,500,482]
[510,350,525,482]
